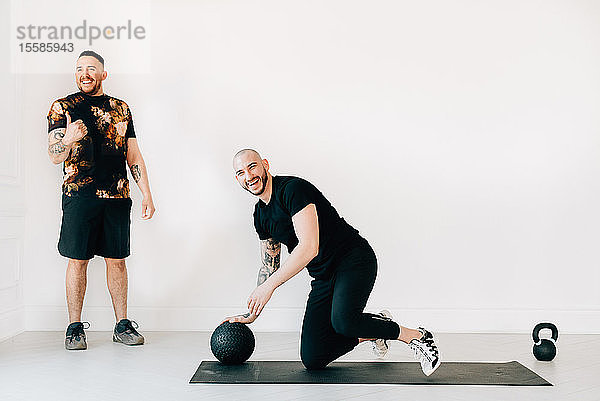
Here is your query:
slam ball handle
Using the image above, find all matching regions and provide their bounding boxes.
[532,322,558,344]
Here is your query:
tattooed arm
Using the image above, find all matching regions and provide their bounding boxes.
[47,128,71,164]
[219,240,281,325]
[228,206,319,323]
[48,112,88,164]
[257,238,282,285]
[247,204,319,316]
[126,137,155,219]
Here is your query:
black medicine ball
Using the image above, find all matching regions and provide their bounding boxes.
[210,321,255,365]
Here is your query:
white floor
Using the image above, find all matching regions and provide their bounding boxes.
[1,331,599,401]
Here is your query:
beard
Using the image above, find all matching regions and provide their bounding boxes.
[246,170,268,196]
[77,77,102,95]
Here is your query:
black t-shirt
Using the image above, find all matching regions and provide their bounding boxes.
[47,92,136,198]
[253,175,361,279]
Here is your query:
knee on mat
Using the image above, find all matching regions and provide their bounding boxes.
[300,351,328,370]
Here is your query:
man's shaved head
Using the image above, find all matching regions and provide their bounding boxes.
[233,149,270,197]
[233,148,262,163]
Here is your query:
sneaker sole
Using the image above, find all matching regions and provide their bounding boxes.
[65,339,87,350]
[65,342,87,350]
[112,334,144,346]
[424,360,441,376]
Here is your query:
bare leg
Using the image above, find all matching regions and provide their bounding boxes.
[398,326,423,343]
[105,258,128,321]
[66,258,90,323]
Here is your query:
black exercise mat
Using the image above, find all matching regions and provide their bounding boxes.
[190,360,551,386]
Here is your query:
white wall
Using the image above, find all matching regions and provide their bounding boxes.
[14,0,600,334]
[1,0,25,341]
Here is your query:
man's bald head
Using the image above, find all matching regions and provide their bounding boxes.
[233,148,262,164]
[233,149,270,197]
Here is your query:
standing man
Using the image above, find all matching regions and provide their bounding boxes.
[47,50,155,350]
[229,149,440,375]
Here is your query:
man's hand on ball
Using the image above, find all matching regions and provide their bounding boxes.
[224,312,258,324]
[247,282,275,316]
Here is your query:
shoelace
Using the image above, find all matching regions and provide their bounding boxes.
[409,333,439,362]
[117,320,140,334]
[409,342,430,363]
[67,322,90,340]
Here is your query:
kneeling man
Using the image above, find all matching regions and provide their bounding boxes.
[228,149,440,375]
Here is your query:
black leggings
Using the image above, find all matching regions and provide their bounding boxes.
[300,238,401,370]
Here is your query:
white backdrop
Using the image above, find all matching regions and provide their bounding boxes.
[1,0,24,342]
[5,0,600,335]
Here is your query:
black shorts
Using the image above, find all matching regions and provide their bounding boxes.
[58,194,132,260]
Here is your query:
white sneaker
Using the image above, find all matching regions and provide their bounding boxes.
[408,327,440,376]
[371,310,393,358]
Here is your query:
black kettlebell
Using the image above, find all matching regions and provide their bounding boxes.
[532,322,558,361]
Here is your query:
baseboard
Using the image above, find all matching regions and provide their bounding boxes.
[24,306,307,332]
[23,305,600,333]
[0,307,25,342]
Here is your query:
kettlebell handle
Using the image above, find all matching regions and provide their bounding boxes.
[532,322,558,343]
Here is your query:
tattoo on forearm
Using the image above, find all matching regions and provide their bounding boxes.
[257,266,270,286]
[264,253,273,266]
[266,238,281,253]
[49,140,67,154]
[53,130,65,140]
[257,239,281,286]
[131,164,141,182]
[266,240,279,252]
[242,312,251,318]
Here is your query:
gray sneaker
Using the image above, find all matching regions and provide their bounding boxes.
[65,321,90,350]
[371,310,393,358]
[113,319,144,346]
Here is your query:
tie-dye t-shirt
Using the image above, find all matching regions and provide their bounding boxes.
[47,92,136,198]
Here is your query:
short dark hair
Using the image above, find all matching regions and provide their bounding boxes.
[78,50,104,65]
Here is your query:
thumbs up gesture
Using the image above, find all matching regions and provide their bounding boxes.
[63,112,88,146]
